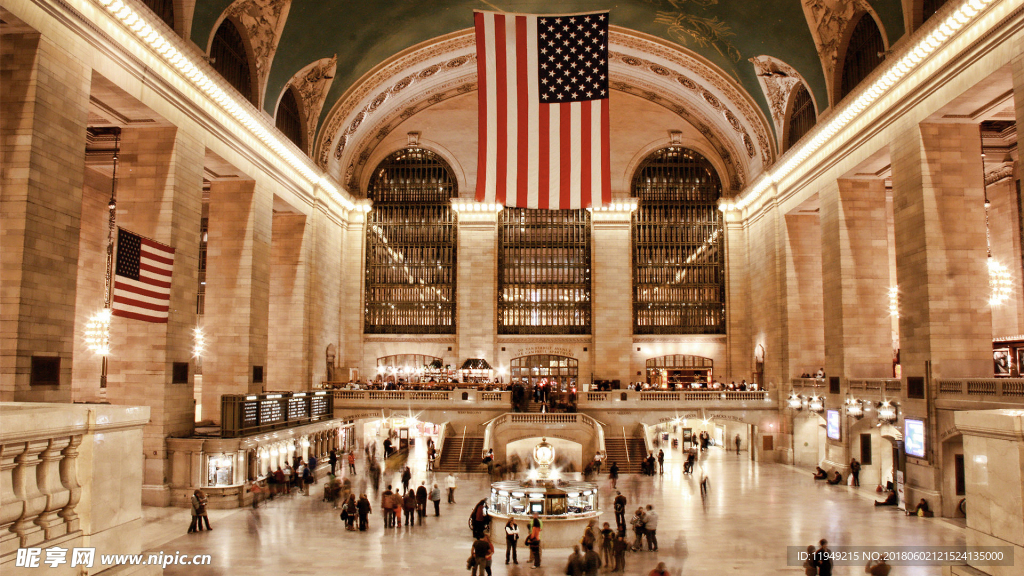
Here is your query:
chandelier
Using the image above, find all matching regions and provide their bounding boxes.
[84,308,113,356]
[988,258,1012,306]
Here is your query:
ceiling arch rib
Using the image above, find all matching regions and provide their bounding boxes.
[316,27,776,197]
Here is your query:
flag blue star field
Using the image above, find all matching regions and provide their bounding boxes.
[474,10,611,209]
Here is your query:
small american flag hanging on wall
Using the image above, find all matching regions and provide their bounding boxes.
[474,10,612,209]
[112,228,174,323]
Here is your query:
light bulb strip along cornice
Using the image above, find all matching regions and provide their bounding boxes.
[722,0,1000,214]
[92,0,357,211]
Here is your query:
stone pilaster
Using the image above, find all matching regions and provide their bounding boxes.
[724,215,750,383]
[891,122,992,513]
[267,212,309,390]
[105,126,204,505]
[0,33,90,403]
[457,209,499,364]
[339,208,365,375]
[820,178,893,380]
[743,197,787,388]
[203,179,271,418]
[306,196,344,385]
[591,209,633,385]
[784,213,824,378]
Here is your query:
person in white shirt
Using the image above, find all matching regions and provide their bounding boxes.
[504,518,520,565]
[446,473,458,503]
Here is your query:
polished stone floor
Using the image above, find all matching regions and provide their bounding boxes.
[144,444,965,575]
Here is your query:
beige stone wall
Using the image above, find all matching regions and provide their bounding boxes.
[741,204,787,387]
[820,178,893,379]
[306,199,344,385]
[784,214,825,377]
[267,212,309,390]
[724,219,751,383]
[339,212,365,374]
[203,178,272,418]
[987,178,1022,338]
[591,214,632,384]
[457,214,498,362]
[0,33,90,403]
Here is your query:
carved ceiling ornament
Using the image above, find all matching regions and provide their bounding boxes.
[283,56,337,155]
[314,26,775,196]
[801,0,875,98]
[749,55,810,149]
[221,0,292,108]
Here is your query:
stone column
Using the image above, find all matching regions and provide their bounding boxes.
[457,209,499,365]
[203,179,271,418]
[339,207,365,376]
[947,409,1024,576]
[591,209,633,385]
[891,122,991,513]
[306,195,344,386]
[0,33,90,402]
[267,212,309,390]
[105,126,204,506]
[724,216,750,382]
[820,178,893,379]
[784,213,824,379]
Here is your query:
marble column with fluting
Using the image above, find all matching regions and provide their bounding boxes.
[820,178,893,379]
[591,209,633,385]
[267,212,309,390]
[0,33,90,403]
[105,126,204,505]
[203,179,271,419]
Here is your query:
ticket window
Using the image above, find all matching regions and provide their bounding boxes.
[510,492,528,515]
[207,454,234,487]
[566,491,595,513]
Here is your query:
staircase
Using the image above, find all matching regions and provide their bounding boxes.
[603,437,646,474]
[526,401,546,413]
[436,436,485,473]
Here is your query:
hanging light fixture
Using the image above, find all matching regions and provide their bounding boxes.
[787,393,803,410]
[877,400,897,423]
[84,308,113,356]
[807,395,824,413]
[846,396,864,419]
[988,259,1012,306]
[888,286,899,318]
[192,326,206,358]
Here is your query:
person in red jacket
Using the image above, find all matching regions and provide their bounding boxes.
[648,562,670,576]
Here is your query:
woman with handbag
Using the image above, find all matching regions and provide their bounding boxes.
[629,508,646,551]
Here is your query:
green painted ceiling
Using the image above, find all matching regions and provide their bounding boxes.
[191,1,906,140]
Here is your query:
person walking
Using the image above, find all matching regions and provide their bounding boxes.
[582,543,602,576]
[850,458,862,487]
[348,451,356,475]
[416,481,428,525]
[735,433,742,454]
[187,489,202,533]
[401,466,412,493]
[429,483,442,516]
[629,507,646,551]
[802,544,818,576]
[356,493,371,532]
[527,512,543,568]
[600,522,615,567]
[329,449,337,475]
[342,494,357,531]
[446,472,458,503]
[402,490,417,526]
[613,491,627,532]
[609,462,619,490]
[470,499,490,538]
[814,539,834,576]
[565,545,585,576]
[657,450,665,475]
[643,505,658,551]
[612,534,627,572]
[381,485,395,528]
[504,517,520,565]
[470,534,494,576]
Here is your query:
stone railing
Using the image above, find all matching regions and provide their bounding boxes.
[1,402,149,572]
[577,389,776,409]
[484,412,606,456]
[332,389,510,412]
[791,378,826,389]
[936,378,1024,399]
[847,379,902,394]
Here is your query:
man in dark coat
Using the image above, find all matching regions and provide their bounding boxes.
[415,481,428,525]
[403,490,417,526]
[356,493,371,531]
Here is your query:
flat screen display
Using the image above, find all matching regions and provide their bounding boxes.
[826,409,840,440]
[905,418,926,458]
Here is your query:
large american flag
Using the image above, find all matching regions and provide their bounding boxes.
[112,228,174,323]
[474,10,611,209]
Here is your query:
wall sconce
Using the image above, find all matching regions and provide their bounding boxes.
[807,396,824,413]
[787,393,803,410]
[877,401,897,423]
[846,397,864,419]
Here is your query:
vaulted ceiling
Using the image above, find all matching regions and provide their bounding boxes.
[190,0,908,178]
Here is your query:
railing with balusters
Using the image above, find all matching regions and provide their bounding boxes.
[936,379,1024,399]
[847,379,902,394]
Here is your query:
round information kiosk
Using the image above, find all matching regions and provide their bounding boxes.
[487,439,601,548]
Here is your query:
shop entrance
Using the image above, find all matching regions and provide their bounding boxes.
[645,354,713,388]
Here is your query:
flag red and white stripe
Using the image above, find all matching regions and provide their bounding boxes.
[475,10,611,209]
[112,228,174,323]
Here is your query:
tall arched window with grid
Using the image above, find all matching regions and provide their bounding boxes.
[210,19,255,105]
[632,148,725,334]
[364,148,457,334]
[838,14,885,103]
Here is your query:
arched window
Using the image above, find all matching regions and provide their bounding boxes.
[364,148,457,334]
[922,0,952,25]
[498,208,591,334]
[141,0,174,30]
[838,14,885,103]
[276,87,304,149]
[786,83,816,151]
[631,147,725,334]
[210,19,255,105]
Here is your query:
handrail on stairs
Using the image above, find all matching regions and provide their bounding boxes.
[622,426,630,464]
[457,426,467,465]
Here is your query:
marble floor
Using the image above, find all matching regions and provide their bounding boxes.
[145,446,965,575]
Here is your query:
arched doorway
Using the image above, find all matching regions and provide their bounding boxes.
[509,354,579,408]
[376,354,445,384]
